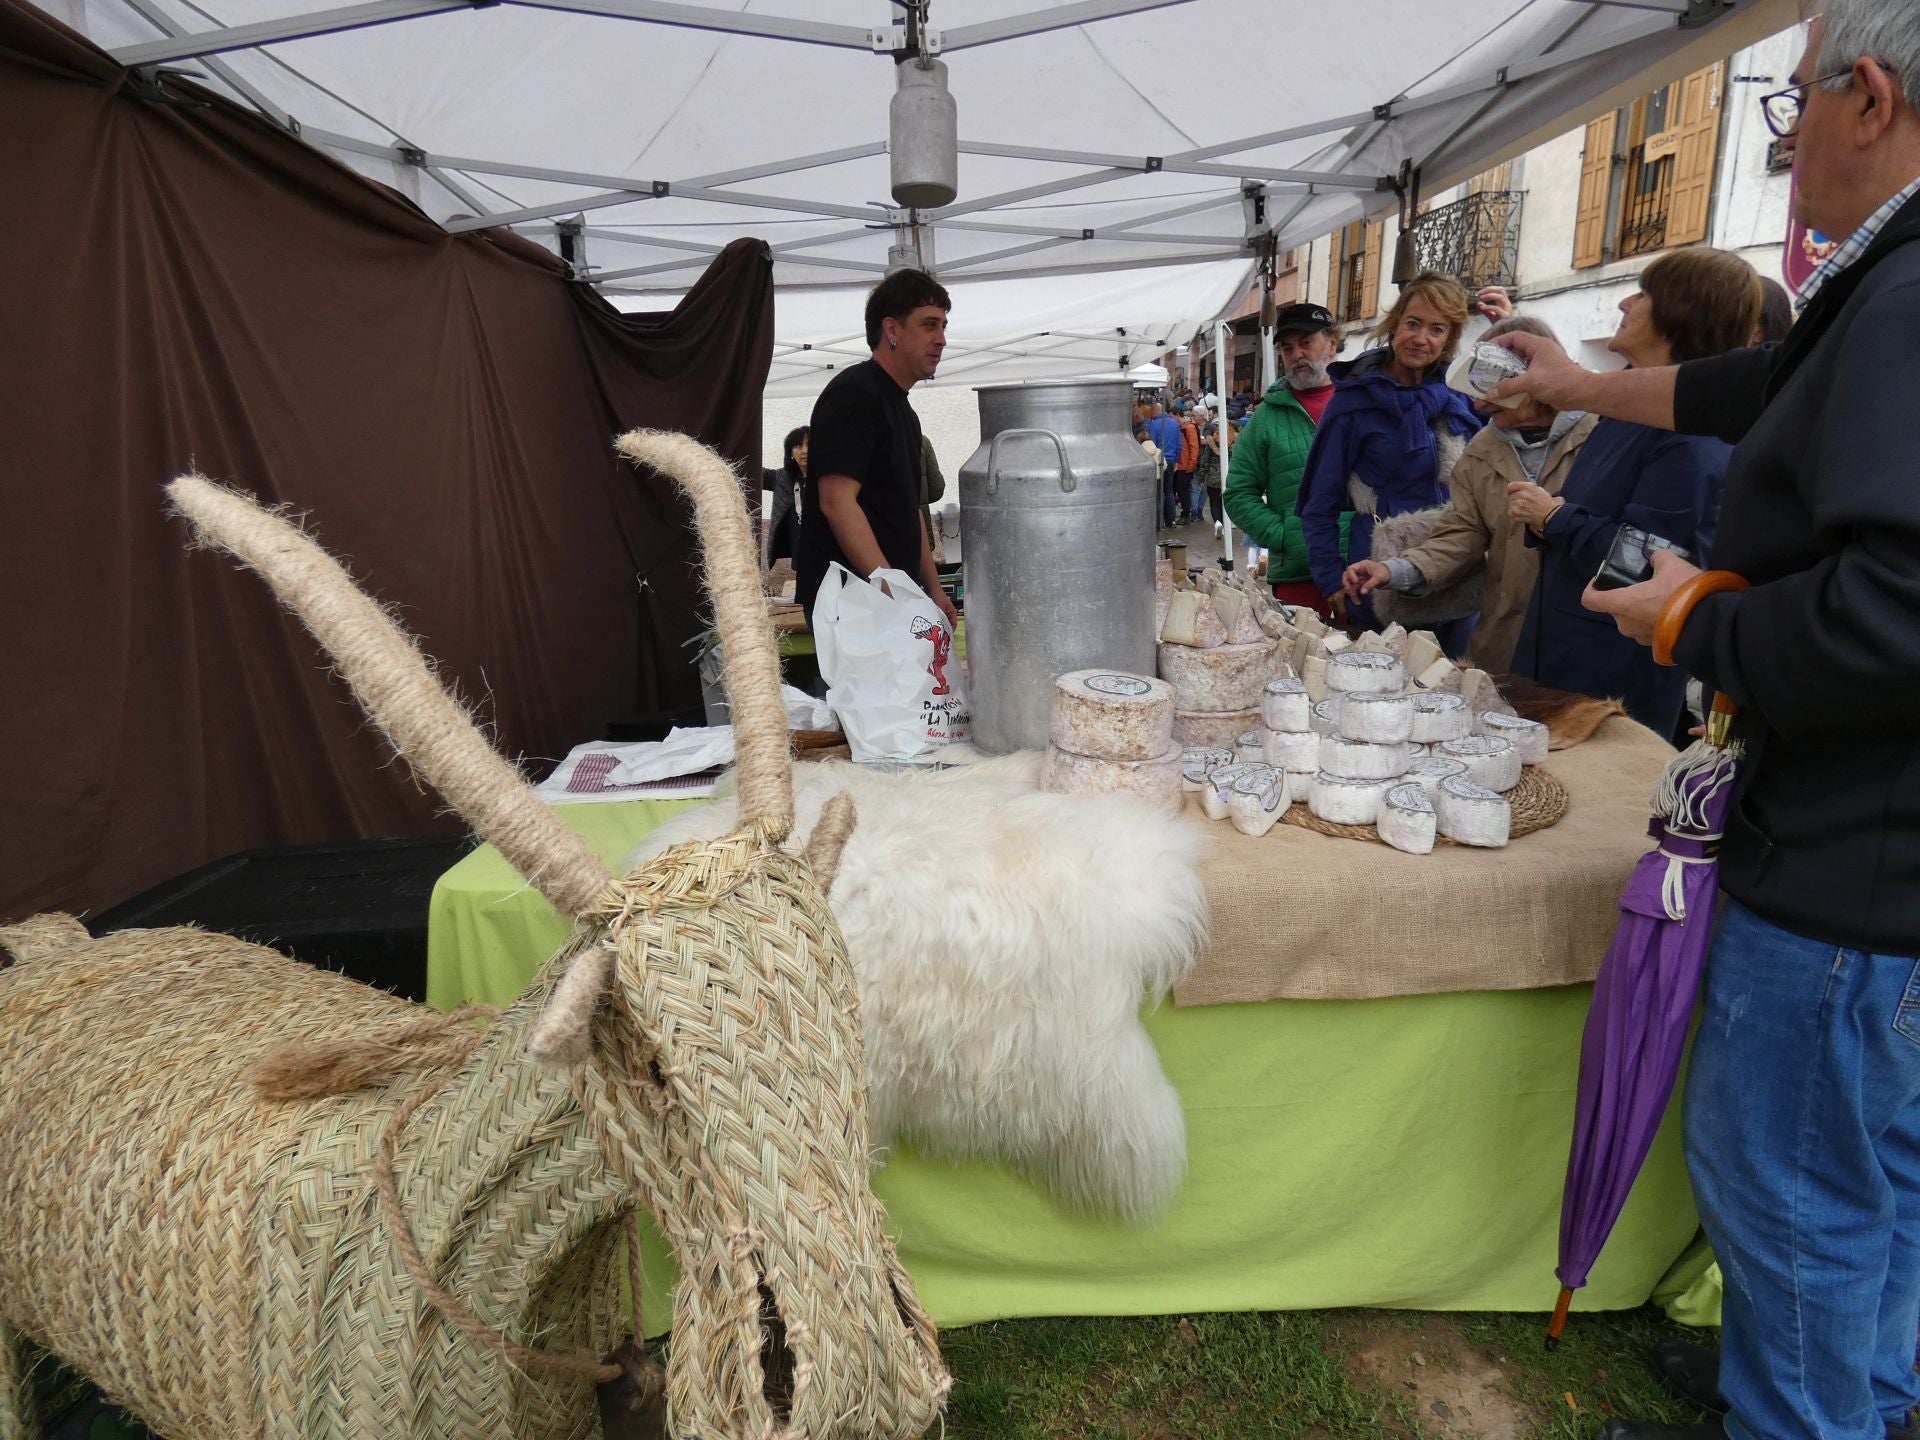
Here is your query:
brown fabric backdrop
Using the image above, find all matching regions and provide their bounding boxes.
[0,0,774,921]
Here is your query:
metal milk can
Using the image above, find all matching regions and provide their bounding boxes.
[958,379,1158,754]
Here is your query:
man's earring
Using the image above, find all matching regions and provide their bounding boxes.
[889,339,898,349]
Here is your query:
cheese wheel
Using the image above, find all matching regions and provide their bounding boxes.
[1309,772,1392,825]
[1318,735,1407,781]
[1284,767,1316,804]
[1378,781,1437,856]
[1234,729,1267,763]
[1436,775,1511,847]
[1172,706,1263,749]
[1264,727,1319,773]
[1180,746,1235,792]
[1041,742,1183,814]
[1227,767,1288,837]
[1477,711,1550,764]
[1437,735,1522,793]
[1157,639,1281,713]
[1409,692,1472,743]
[1308,696,1345,737]
[1202,761,1273,820]
[1049,670,1175,761]
[1325,651,1407,694]
[1261,677,1311,732]
[1337,691,1415,745]
[1404,756,1468,798]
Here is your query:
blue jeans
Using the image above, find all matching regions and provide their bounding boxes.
[1684,899,1920,1440]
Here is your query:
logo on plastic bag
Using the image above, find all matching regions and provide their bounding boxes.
[910,615,954,697]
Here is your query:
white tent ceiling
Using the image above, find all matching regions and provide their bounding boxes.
[36,0,1794,390]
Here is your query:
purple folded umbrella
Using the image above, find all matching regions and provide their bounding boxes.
[1546,740,1739,1348]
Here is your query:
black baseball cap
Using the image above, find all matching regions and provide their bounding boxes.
[1273,302,1336,336]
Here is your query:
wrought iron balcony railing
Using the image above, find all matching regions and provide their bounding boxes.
[1409,189,1524,294]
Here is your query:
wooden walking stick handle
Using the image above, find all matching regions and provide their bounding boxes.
[1653,570,1748,668]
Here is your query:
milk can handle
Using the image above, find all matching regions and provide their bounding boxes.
[984,427,1076,496]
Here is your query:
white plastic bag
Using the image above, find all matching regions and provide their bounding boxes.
[812,564,969,761]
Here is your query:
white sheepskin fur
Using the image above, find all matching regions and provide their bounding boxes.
[627,752,1210,1224]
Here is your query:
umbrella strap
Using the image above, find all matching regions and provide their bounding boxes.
[1656,833,1721,920]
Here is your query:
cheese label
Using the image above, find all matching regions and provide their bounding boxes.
[1084,674,1154,697]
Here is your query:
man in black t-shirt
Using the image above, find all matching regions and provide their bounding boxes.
[796,268,958,630]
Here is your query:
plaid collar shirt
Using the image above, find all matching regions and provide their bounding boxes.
[1798,175,1920,307]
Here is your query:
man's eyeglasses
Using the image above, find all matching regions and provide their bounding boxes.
[1760,69,1852,137]
[1761,60,1897,137]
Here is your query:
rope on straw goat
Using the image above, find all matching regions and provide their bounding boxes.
[166,475,615,920]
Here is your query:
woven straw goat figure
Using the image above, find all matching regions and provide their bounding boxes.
[0,431,948,1440]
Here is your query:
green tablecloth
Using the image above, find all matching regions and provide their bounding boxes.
[428,800,1719,1332]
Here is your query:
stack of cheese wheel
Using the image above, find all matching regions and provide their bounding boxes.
[1042,670,1183,813]
[1259,675,1318,804]
[1157,583,1282,748]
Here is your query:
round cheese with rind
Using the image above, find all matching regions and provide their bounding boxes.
[1041,741,1183,814]
[1337,691,1414,745]
[1318,735,1407,780]
[1308,697,1345,737]
[1049,670,1175,761]
[1157,638,1282,713]
[1227,767,1288,837]
[1325,651,1406,694]
[1409,691,1472,743]
[1378,781,1437,855]
[1308,772,1392,825]
[1202,761,1274,820]
[1265,728,1319,773]
[1437,735,1522,793]
[1404,756,1468,797]
[1180,746,1235,791]
[1172,706,1263,749]
[1436,774,1512,847]
[1261,677,1311,732]
[1234,729,1267,763]
[1477,711,1550,764]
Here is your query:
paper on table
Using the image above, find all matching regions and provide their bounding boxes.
[605,726,736,784]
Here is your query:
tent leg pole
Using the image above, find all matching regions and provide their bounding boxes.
[1214,319,1234,572]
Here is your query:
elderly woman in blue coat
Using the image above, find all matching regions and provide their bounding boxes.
[1506,246,1759,736]
[1295,273,1485,654]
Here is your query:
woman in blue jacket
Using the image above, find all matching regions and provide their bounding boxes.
[1507,246,1759,736]
[1295,273,1483,654]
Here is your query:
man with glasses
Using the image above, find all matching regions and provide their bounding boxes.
[1491,4,1920,1438]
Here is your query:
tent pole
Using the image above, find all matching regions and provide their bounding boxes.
[1214,319,1235,572]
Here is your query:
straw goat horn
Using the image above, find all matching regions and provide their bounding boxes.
[166,474,615,920]
[613,430,794,840]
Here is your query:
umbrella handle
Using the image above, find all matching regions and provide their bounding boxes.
[1653,569,1748,668]
[1545,1285,1574,1351]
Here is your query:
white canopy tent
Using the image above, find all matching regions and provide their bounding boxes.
[39,0,1794,391]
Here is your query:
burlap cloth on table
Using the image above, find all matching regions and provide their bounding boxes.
[1174,713,1674,1006]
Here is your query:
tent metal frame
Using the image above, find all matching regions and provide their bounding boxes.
[103,0,1759,290]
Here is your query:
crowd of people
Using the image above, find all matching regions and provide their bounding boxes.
[1213,255,1793,742]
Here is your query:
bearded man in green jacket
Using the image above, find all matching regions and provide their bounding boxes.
[1223,303,1350,616]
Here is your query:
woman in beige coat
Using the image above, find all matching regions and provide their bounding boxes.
[1341,316,1596,673]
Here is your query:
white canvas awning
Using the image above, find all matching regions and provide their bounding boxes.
[40,0,1795,391]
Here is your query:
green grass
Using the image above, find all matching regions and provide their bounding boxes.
[937,1306,1710,1440]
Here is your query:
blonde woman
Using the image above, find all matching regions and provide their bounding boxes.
[1294,272,1484,652]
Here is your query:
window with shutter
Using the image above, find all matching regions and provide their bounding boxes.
[1573,112,1617,269]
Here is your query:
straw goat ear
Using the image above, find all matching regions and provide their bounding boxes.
[802,791,857,895]
[528,944,616,1067]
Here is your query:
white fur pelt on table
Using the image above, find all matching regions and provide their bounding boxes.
[628,751,1210,1224]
